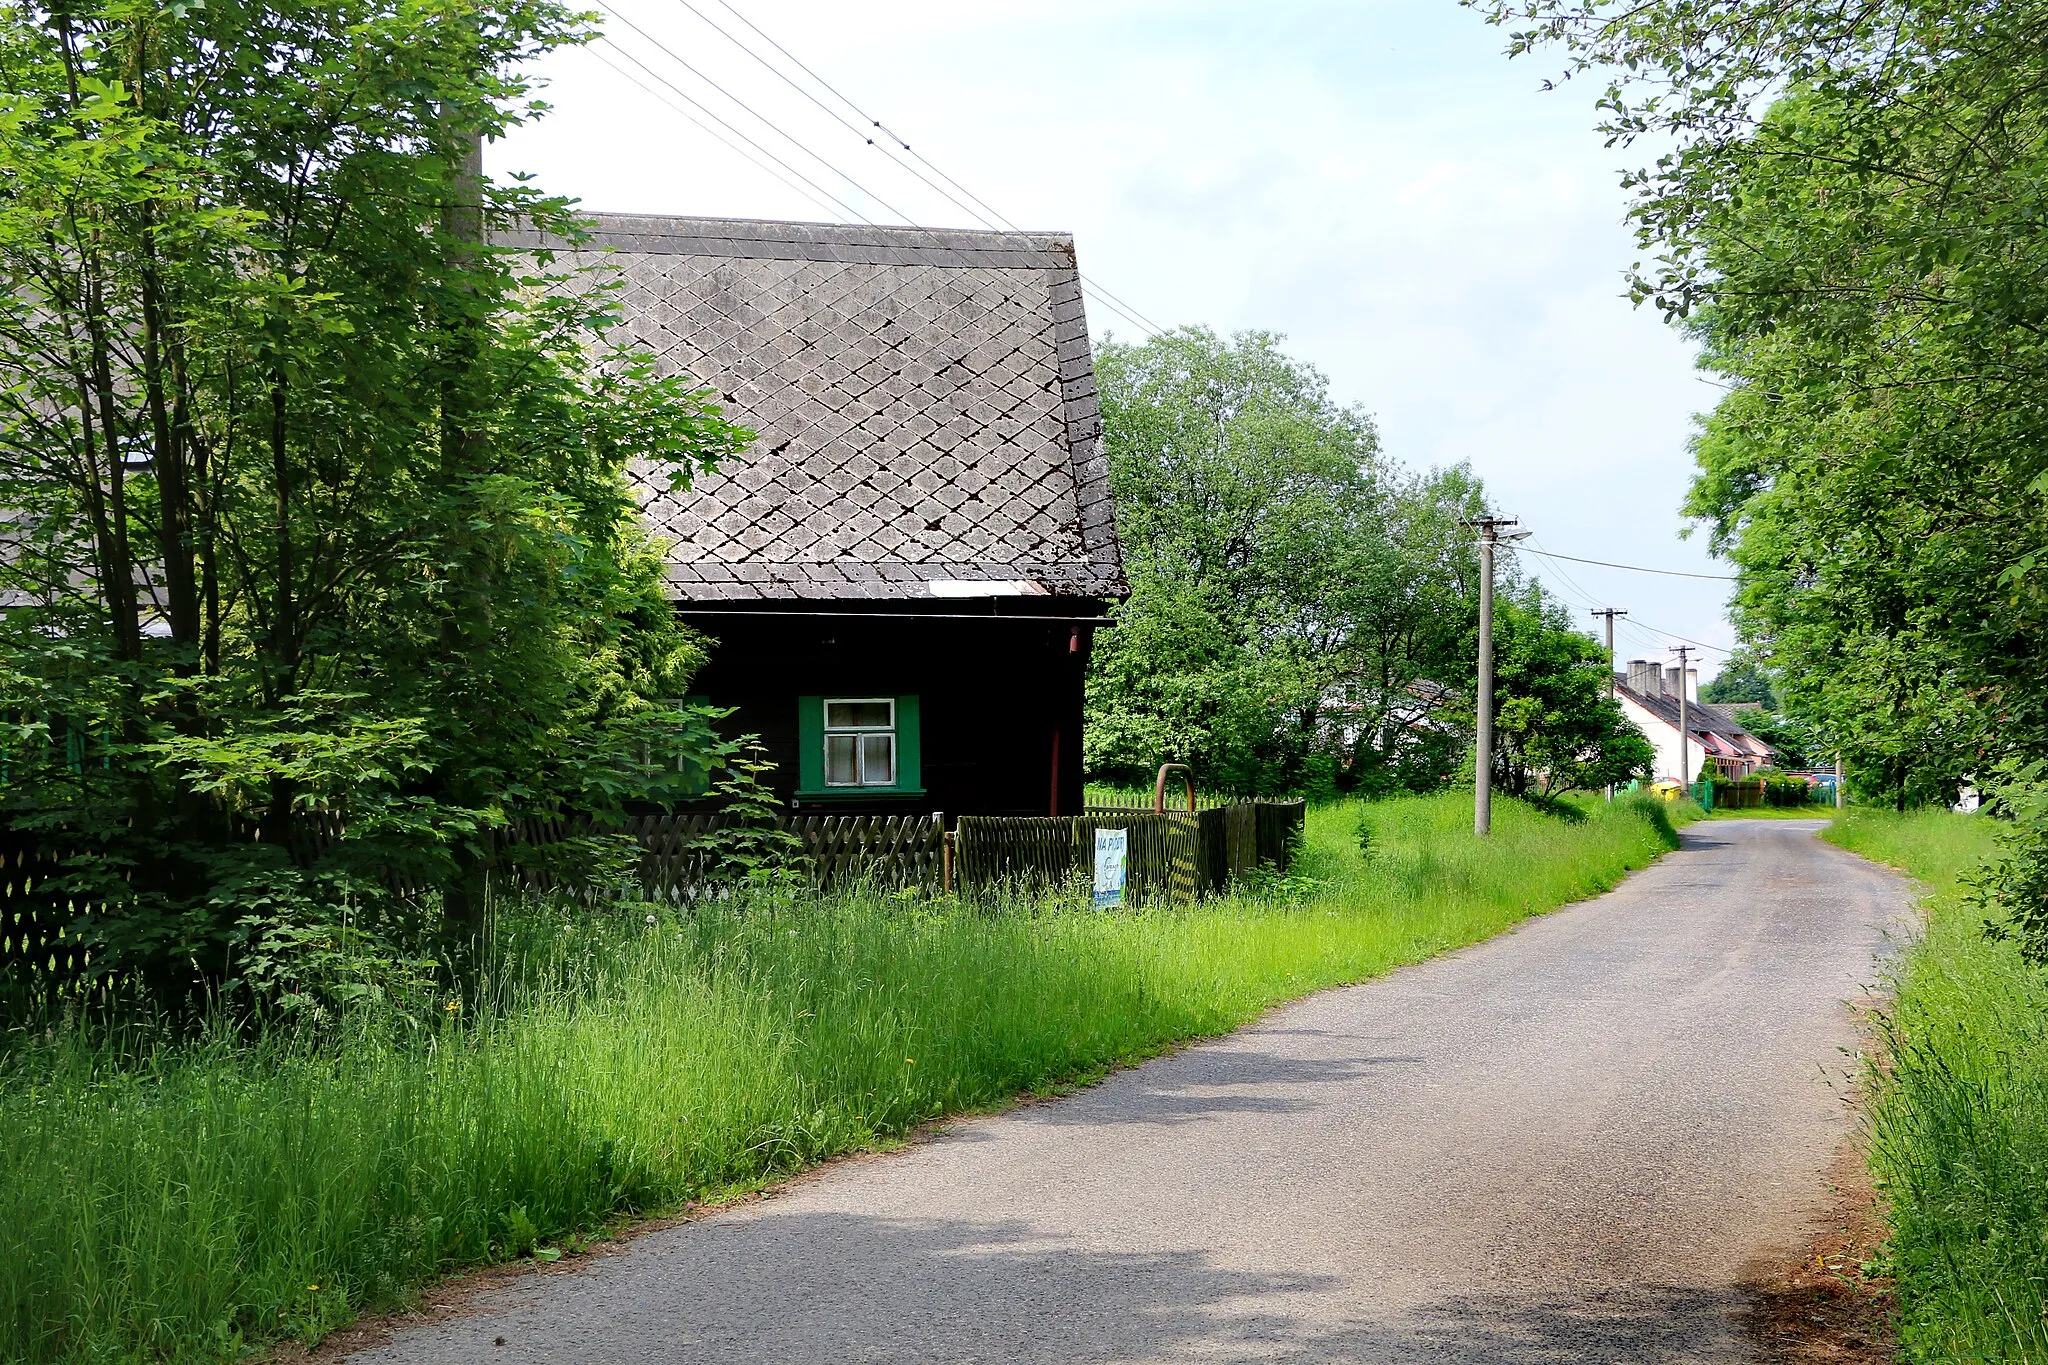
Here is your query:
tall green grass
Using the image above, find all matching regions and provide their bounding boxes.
[0,792,1684,1364]
[1823,809,2048,1362]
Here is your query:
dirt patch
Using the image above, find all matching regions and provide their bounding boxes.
[1744,1141,1896,1364]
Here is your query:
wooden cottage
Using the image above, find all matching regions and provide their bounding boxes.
[513,215,1127,817]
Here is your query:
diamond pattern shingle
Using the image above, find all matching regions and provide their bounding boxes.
[506,215,1126,602]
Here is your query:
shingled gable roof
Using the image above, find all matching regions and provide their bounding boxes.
[501,214,1127,604]
[1614,680,1777,757]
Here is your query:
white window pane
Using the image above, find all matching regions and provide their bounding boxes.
[860,733,894,786]
[826,700,892,729]
[825,734,858,786]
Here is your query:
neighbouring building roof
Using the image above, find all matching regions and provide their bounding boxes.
[500,214,1127,604]
[1615,679,1778,761]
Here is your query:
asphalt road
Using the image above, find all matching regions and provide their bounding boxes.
[351,818,1909,1365]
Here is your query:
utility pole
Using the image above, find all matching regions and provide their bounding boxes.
[1671,645,1692,793]
[1835,752,1846,810]
[1590,609,1627,698]
[1467,516,1527,836]
[1590,608,1627,799]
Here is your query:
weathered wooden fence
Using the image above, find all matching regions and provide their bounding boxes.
[2,801,1307,1006]
[953,800,1306,902]
[957,812,1203,902]
[505,811,947,898]
[1708,775,1818,810]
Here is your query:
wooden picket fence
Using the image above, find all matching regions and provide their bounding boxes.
[957,812,1204,902]
[1707,775,1819,810]
[505,811,946,898]
[954,800,1306,902]
[1,801,1306,1008]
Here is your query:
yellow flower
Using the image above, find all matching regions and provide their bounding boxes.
[308,1284,320,1292]
[904,1057,915,1065]
[444,1001,461,1012]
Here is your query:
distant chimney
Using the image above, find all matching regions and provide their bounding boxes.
[1664,666,1684,698]
[1627,659,1662,695]
[1685,668,1699,702]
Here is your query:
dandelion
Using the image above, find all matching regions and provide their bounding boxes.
[904,1057,915,1065]
[444,1001,460,1012]
[645,913,657,925]
[308,1284,320,1292]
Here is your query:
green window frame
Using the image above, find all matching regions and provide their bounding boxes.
[796,694,923,797]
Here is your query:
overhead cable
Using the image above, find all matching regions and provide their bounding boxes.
[585,43,851,222]
[596,5,917,221]
[1515,535,1735,657]
[590,33,868,221]
[678,0,1169,336]
[597,14,1164,338]
[1519,547,1736,581]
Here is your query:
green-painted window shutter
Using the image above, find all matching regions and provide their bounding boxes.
[797,695,824,793]
[795,694,922,796]
[896,694,921,792]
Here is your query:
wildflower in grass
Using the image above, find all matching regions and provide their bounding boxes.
[444,1001,460,1013]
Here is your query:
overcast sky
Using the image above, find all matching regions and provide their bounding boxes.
[493,0,1738,677]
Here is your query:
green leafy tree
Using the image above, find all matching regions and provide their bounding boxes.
[1739,710,1818,771]
[1699,652,1776,709]
[1085,327,1483,796]
[1474,0,2040,889]
[0,0,752,997]
[1489,587,1657,798]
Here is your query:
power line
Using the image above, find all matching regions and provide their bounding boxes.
[595,13,1165,338]
[669,0,1003,226]
[585,43,852,223]
[1519,547,1736,581]
[596,5,916,221]
[1628,619,1732,655]
[679,0,1169,336]
[1515,533,1603,608]
[1516,534,1734,657]
[590,34,869,222]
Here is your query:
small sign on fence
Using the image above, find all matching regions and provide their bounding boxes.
[1092,827,1128,909]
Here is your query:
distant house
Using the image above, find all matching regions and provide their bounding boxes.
[506,215,1127,817]
[1614,660,1778,782]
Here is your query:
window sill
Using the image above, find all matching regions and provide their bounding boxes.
[795,787,928,801]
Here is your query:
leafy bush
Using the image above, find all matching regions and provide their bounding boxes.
[0,0,753,1002]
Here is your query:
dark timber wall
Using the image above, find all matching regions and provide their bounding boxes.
[682,606,1099,819]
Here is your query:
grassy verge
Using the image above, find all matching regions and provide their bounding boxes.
[1,791,1686,1365]
[1822,808,2048,1362]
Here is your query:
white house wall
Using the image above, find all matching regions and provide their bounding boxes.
[1617,693,1709,785]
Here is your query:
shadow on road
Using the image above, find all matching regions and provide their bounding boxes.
[1000,1046,1426,1129]
[394,1210,1750,1365]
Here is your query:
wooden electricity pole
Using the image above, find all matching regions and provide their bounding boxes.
[1590,608,1626,698]
[1467,516,1526,836]
[1591,608,1627,798]
[1672,645,1692,792]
